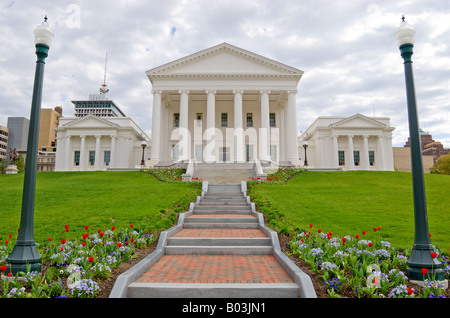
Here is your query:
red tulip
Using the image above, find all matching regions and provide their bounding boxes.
[373,227,377,232]
[111,226,116,231]
[422,268,429,275]
[355,234,360,239]
[1,265,7,271]
[431,252,437,259]
[61,239,66,244]
[407,288,413,295]
[82,242,86,246]
[99,232,104,237]
[5,241,8,244]
[8,234,12,238]
[88,256,93,262]
[117,243,122,248]
[362,231,366,235]
[309,224,313,228]
[130,224,134,228]
[318,229,321,233]
[48,237,52,241]
[378,226,381,230]
[368,242,373,247]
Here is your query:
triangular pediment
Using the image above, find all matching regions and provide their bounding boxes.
[62,115,120,129]
[146,43,303,80]
[329,114,386,129]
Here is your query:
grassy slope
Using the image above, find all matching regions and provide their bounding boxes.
[0,171,200,243]
[251,170,450,254]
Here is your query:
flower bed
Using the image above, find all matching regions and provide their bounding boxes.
[248,166,305,184]
[0,224,156,298]
[287,225,450,298]
[141,168,201,183]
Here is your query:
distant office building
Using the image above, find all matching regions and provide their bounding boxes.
[7,117,29,161]
[0,125,9,160]
[73,92,126,118]
[39,106,62,152]
[404,128,449,164]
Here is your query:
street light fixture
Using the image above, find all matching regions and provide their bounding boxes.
[395,16,445,283]
[303,141,308,167]
[141,141,147,166]
[5,17,54,275]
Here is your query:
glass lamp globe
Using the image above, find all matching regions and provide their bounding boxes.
[34,17,54,47]
[395,17,416,47]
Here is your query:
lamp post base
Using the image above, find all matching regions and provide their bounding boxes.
[406,243,446,282]
[5,241,42,275]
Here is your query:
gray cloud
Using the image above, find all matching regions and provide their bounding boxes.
[0,0,449,148]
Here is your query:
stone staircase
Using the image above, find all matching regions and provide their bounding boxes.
[110,182,316,298]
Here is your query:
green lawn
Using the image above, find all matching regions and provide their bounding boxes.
[0,171,201,244]
[248,170,450,255]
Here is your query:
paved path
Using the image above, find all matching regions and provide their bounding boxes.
[110,183,316,298]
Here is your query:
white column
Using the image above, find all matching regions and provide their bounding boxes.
[362,135,369,170]
[377,135,385,170]
[347,135,354,170]
[332,135,339,168]
[151,90,162,162]
[233,90,244,163]
[205,90,216,163]
[280,106,286,161]
[95,135,101,170]
[80,135,86,171]
[259,90,270,161]
[179,90,190,161]
[110,135,116,169]
[65,135,71,171]
[286,90,299,163]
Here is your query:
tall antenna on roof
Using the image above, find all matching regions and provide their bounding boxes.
[100,52,109,94]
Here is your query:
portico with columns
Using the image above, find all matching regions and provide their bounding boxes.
[299,114,395,171]
[146,43,303,166]
[54,115,150,171]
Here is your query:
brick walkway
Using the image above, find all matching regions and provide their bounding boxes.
[136,255,294,284]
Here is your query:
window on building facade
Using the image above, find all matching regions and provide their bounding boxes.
[353,151,360,166]
[89,151,95,166]
[369,151,375,166]
[196,113,202,127]
[74,151,80,166]
[246,145,254,162]
[269,113,276,127]
[338,151,345,166]
[246,113,253,127]
[104,151,111,166]
[220,147,230,162]
[270,145,277,161]
[221,113,228,127]
[173,113,180,128]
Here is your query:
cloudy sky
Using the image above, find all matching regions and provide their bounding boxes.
[1,0,449,148]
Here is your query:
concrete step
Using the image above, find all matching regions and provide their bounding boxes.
[192,210,252,215]
[183,223,260,229]
[128,282,300,298]
[164,245,273,255]
[184,216,257,223]
[194,205,251,211]
[198,200,248,205]
[166,237,272,246]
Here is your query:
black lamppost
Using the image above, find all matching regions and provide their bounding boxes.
[395,16,445,283]
[303,142,308,167]
[6,17,54,275]
[141,141,147,166]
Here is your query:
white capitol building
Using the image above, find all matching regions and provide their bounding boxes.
[55,43,394,173]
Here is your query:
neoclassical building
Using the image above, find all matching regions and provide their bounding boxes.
[54,115,150,171]
[299,114,395,171]
[146,42,303,166]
